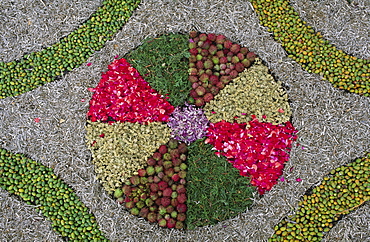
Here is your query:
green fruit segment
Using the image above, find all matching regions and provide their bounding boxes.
[0,148,108,241]
[124,33,191,107]
[269,154,370,241]
[0,0,141,99]
[251,0,370,96]
[185,138,256,230]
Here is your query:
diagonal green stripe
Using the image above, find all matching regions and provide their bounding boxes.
[0,0,141,99]
[0,148,109,241]
[250,0,370,96]
[269,153,369,241]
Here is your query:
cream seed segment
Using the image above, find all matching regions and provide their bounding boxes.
[86,121,171,194]
[204,58,291,126]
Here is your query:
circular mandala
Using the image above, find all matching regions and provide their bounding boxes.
[85,32,297,229]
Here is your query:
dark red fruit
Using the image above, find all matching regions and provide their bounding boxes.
[230,70,239,78]
[240,47,249,54]
[139,207,149,218]
[138,169,146,177]
[161,196,171,207]
[230,44,241,53]
[158,145,168,154]
[147,158,156,166]
[153,152,162,161]
[223,40,233,49]
[215,34,226,44]
[172,158,182,167]
[241,58,251,68]
[189,48,198,55]
[176,203,187,213]
[167,218,176,228]
[177,193,187,204]
[246,52,256,61]
[207,33,216,41]
[177,213,186,222]
[235,62,245,72]
[150,183,159,192]
[171,173,180,182]
[203,93,214,103]
[158,181,168,190]
[176,184,186,194]
[196,60,204,69]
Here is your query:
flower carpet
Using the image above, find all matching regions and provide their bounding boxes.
[0,0,369,241]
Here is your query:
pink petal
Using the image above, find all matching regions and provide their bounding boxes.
[34,118,40,123]
[87,63,92,66]
[296,178,302,182]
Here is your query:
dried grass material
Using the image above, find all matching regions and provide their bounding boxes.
[0,0,369,241]
[0,190,63,241]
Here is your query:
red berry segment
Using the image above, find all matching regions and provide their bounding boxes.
[188,32,257,107]
[87,58,174,123]
[205,117,297,195]
[114,139,188,229]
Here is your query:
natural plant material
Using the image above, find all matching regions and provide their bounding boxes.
[87,58,174,123]
[185,138,256,229]
[251,0,370,96]
[0,0,141,99]
[85,121,171,193]
[124,33,191,107]
[167,103,210,144]
[0,148,108,241]
[204,58,291,126]
[206,118,297,194]
[188,32,257,106]
[269,154,370,241]
[114,139,188,229]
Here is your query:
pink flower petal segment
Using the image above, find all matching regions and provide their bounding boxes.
[87,58,174,123]
[205,117,297,195]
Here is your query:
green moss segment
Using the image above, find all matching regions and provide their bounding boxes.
[0,0,141,99]
[124,33,191,107]
[251,0,370,96]
[185,138,256,230]
[269,154,370,241]
[0,148,108,241]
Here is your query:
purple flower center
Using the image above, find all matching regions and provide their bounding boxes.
[167,103,209,144]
